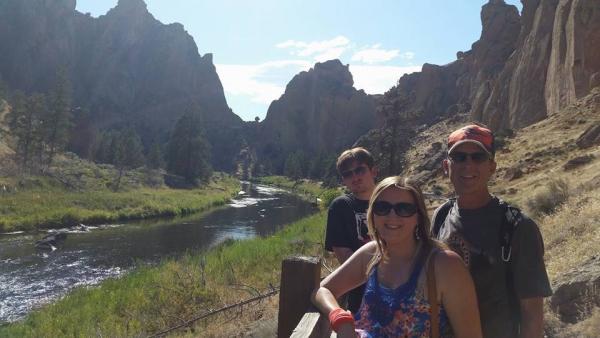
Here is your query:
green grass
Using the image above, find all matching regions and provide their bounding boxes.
[0,175,240,232]
[254,175,340,208]
[0,212,328,337]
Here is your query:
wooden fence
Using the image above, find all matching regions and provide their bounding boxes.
[277,256,334,338]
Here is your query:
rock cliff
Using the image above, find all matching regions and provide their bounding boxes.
[0,0,243,170]
[379,0,600,131]
[256,60,378,173]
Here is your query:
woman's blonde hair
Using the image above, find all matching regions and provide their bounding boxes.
[366,176,440,275]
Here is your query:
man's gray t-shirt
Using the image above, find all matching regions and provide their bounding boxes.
[434,197,552,338]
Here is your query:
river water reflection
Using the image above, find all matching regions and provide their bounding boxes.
[0,182,316,323]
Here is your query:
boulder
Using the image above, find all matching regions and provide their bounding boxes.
[35,232,67,250]
[550,256,600,323]
[503,166,524,180]
[417,143,445,172]
[576,124,600,149]
[563,154,595,171]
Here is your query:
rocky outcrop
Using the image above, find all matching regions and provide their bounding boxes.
[563,154,594,171]
[360,0,600,175]
[550,256,600,323]
[475,0,557,128]
[379,0,521,129]
[256,60,378,173]
[378,0,600,132]
[545,0,600,116]
[576,123,600,149]
[478,0,600,128]
[0,0,244,170]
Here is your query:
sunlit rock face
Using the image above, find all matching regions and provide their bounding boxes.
[256,60,378,173]
[379,0,600,131]
[377,0,521,130]
[477,0,600,128]
[0,0,244,170]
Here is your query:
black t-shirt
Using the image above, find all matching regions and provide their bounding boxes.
[325,194,370,252]
[324,194,370,313]
[433,197,552,338]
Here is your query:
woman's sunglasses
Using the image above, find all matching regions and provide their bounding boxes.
[448,151,490,164]
[372,201,418,217]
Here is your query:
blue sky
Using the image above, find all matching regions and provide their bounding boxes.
[76,0,522,121]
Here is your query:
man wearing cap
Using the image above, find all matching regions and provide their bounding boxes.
[432,124,551,338]
[325,147,377,313]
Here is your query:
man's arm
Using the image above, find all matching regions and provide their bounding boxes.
[332,246,353,265]
[519,297,544,338]
[511,216,552,338]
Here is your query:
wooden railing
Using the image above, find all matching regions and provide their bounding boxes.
[277,256,333,338]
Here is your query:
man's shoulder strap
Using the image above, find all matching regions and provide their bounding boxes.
[431,199,455,237]
[497,198,523,263]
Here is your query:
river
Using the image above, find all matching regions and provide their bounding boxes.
[0,182,317,323]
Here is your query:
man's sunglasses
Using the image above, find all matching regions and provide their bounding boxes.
[372,201,418,217]
[448,151,490,164]
[340,166,368,179]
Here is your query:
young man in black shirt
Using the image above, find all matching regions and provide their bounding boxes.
[433,124,552,338]
[324,147,377,313]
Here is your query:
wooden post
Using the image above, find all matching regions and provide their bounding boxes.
[277,256,320,338]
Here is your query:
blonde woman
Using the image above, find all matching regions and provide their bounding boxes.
[312,176,482,337]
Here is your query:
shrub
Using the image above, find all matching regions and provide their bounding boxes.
[527,178,570,217]
[319,188,341,209]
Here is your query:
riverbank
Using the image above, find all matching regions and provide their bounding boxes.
[0,175,332,337]
[0,210,327,337]
[253,175,340,208]
[0,174,240,233]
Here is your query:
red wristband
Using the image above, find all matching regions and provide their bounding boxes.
[328,308,355,332]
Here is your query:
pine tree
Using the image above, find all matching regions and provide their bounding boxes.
[166,112,212,183]
[43,68,72,167]
[94,130,116,164]
[146,142,164,169]
[283,151,306,179]
[6,92,46,172]
[112,128,145,190]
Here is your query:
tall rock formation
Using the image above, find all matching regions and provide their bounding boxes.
[379,0,600,132]
[256,60,378,174]
[544,0,600,117]
[0,0,244,170]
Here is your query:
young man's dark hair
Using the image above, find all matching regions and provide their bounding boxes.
[433,124,552,338]
[336,147,375,174]
[325,147,377,313]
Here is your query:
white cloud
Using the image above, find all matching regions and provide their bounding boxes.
[351,45,400,64]
[277,36,350,61]
[349,65,422,94]
[216,60,311,105]
[215,41,420,120]
[400,52,415,60]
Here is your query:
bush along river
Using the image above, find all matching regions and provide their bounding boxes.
[0,182,317,323]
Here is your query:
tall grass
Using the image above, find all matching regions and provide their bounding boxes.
[0,176,240,232]
[539,186,600,336]
[0,212,327,337]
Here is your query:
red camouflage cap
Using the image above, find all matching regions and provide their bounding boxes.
[447,124,495,156]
